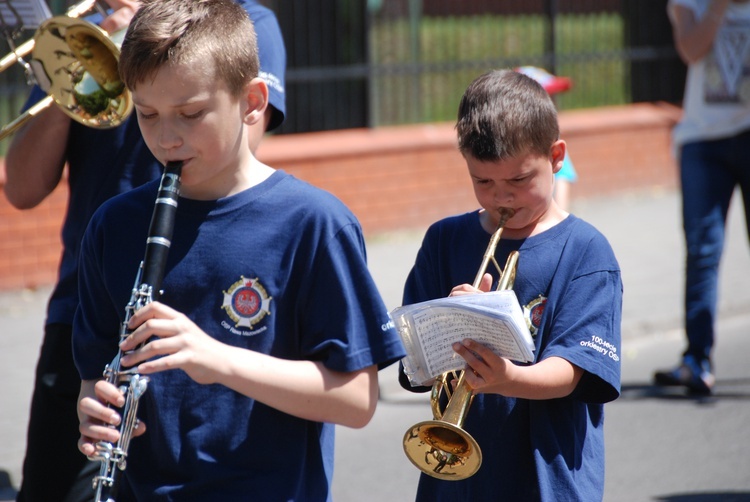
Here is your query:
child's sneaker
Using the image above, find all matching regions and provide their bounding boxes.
[654,355,715,395]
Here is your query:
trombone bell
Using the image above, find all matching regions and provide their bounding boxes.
[0,14,132,141]
[32,16,131,126]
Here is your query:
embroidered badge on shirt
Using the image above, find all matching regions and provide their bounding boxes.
[523,295,547,337]
[222,276,272,329]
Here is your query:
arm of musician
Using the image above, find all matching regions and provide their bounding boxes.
[453,339,584,400]
[668,0,729,64]
[3,106,70,209]
[100,0,140,34]
[76,379,148,457]
[216,354,378,430]
[119,301,379,429]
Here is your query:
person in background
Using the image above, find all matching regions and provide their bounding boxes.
[74,0,404,498]
[653,0,750,396]
[398,69,622,501]
[552,149,578,211]
[515,66,578,211]
[3,1,286,499]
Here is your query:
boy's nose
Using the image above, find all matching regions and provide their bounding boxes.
[494,189,513,207]
[158,123,182,150]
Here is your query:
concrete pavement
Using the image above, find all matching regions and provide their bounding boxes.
[1,187,749,500]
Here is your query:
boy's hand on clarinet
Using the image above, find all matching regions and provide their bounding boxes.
[77,379,147,457]
[120,301,229,385]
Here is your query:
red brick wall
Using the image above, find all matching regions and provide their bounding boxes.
[0,102,681,291]
[559,102,680,197]
[0,172,67,291]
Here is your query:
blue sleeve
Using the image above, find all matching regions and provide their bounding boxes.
[298,222,405,372]
[540,233,622,403]
[241,0,286,128]
[403,232,443,305]
[21,85,46,112]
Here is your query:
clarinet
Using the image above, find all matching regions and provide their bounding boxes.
[89,161,183,502]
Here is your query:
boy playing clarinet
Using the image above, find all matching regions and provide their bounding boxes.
[74,1,404,499]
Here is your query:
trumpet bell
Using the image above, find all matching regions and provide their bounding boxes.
[403,420,482,480]
[31,15,131,129]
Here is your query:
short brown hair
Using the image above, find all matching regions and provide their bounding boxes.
[456,69,559,161]
[119,0,259,97]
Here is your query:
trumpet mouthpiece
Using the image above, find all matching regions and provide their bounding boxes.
[498,207,515,224]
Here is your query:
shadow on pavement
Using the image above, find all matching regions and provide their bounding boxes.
[619,379,750,402]
[0,470,17,502]
[654,492,750,501]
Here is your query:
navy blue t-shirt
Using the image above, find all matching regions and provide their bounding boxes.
[402,211,622,501]
[73,171,405,500]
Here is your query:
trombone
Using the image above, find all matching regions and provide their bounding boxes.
[402,207,519,481]
[0,0,132,141]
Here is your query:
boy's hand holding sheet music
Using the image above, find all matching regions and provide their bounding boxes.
[391,290,535,387]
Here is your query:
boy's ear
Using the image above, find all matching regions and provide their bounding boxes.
[550,139,567,174]
[243,77,269,126]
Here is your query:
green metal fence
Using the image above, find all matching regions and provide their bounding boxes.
[369,11,629,126]
[273,0,683,133]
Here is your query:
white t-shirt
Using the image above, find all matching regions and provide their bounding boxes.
[668,0,750,151]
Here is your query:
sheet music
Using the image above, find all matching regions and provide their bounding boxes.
[392,290,536,387]
[413,307,532,378]
[0,0,51,30]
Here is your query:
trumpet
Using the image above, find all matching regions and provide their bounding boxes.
[0,0,132,141]
[402,207,519,481]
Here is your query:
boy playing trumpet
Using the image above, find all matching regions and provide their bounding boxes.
[399,69,622,501]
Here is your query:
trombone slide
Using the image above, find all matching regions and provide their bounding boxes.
[0,96,52,141]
